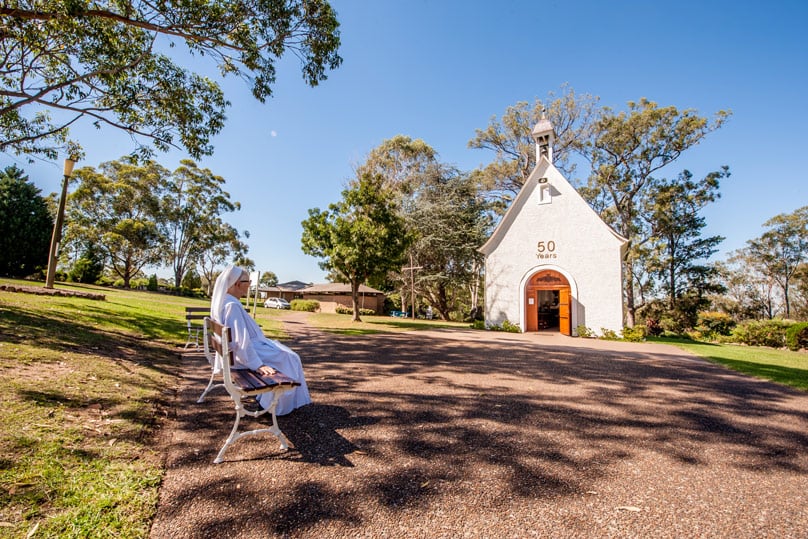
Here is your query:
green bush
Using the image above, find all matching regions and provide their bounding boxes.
[291,299,319,312]
[485,319,521,333]
[147,274,158,291]
[501,320,521,333]
[645,317,663,336]
[658,316,683,334]
[471,319,486,330]
[576,325,593,338]
[334,304,375,315]
[696,311,736,338]
[621,325,646,342]
[600,328,620,340]
[731,319,793,348]
[785,322,808,351]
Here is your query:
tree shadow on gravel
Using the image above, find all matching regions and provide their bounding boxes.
[152,326,808,537]
[287,330,808,477]
[278,403,377,467]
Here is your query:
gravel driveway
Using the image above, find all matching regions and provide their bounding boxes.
[150,313,808,538]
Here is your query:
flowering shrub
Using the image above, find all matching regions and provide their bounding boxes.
[334,304,374,315]
[576,325,594,338]
[482,319,521,333]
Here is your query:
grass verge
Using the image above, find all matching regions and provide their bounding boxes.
[651,336,808,391]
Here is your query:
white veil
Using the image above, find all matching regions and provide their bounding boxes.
[210,265,245,322]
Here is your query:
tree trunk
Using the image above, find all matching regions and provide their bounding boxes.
[436,282,451,321]
[351,280,362,322]
[623,256,635,327]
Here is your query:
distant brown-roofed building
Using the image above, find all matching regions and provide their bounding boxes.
[301,283,385,314]
[258,280,312,303]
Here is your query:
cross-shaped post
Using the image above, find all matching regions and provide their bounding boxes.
[401,253,422,319]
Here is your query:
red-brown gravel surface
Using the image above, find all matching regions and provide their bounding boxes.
[150,312,808,538]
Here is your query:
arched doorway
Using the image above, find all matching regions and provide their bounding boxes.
[525,270,571,335]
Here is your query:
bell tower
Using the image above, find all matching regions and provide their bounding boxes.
[531,111,554,164]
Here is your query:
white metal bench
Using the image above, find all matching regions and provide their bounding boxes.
[204,317,300,464]
[184,306,209,350]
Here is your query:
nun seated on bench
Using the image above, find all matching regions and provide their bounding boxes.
[210,265,311,415]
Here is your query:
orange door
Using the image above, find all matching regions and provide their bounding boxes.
[558,288,570,336]
[525,292,538,331]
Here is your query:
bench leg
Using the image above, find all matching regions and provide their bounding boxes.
[197,371,224,403]
[213,390,292,464]
[184,328,202,350]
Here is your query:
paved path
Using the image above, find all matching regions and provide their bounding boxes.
[151,314,808,538]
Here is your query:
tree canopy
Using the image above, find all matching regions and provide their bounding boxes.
[160,159,240,287]
[641,167,729,329]
[745,205,808,318]
[0,0,342,160]
[468,85,599,204]
[301,172,411,321]
[0,165,53,276]
[67,158,166,287]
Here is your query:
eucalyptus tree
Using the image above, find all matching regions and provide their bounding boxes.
[714,253,776,320]
[301,172,411,322]
[160,160,240,288]
[0,165,52,276]
[468,84,599,205]
[67,158,167,287]
[580,99,730,325]
[355,135,438,197]
[260,271,279,287]
[197,221,249,295]
[356,135,492,319]
[0,0,342,160]
[745,206,808,318]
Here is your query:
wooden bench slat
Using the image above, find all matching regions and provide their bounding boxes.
[232,369,300,391]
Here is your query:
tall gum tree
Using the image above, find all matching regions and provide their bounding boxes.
[581,98,730,326]
[745,205,808,318]
[356,136,492,319]
[160,160,240,288]
[0,0,342,159]
[468,85,599,206]
[643,167,729,327]
[67,158,167,287]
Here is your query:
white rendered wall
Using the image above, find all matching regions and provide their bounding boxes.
[483,163,625,334]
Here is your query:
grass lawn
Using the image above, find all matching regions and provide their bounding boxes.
[1,279,805,538]
[651,336,808,391]
[0,279,284,539]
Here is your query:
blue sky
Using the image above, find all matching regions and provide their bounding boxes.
[6,0,807,283]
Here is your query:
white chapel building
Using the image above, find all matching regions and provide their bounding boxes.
[479,116,627,336]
